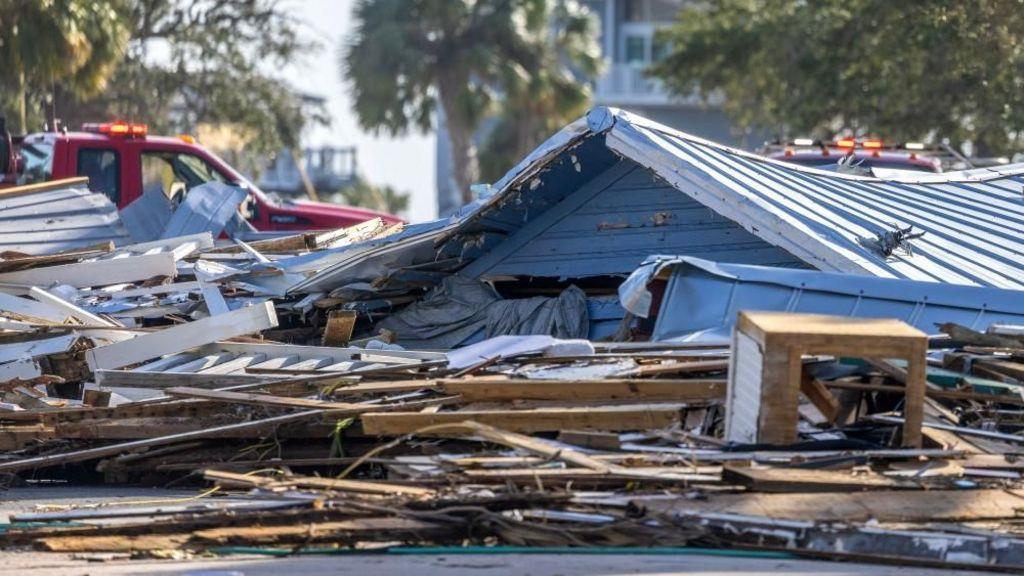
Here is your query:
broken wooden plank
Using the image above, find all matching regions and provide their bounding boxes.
[617,359,729,378]
[0,408,326,473]
[361,404,685,435]
[27,287,121,329]
[722,465,923,492]
[652,488,1024,523]
[439,378,725,402]
[204,469,432,496]
[86,302,278,370]
[165,387,380,411]
[321,309,357,346]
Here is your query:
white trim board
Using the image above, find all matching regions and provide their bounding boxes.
[0,252,177,288]
[86,301,279,370]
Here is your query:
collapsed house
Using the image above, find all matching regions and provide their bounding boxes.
[274,107,1024,348]
[4,110,1024,571]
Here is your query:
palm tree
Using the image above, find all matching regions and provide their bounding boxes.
[0,0,128,133]
[344,0,601,206]
[479,1,602,182]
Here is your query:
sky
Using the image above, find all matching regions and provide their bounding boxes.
[281,0,438,222]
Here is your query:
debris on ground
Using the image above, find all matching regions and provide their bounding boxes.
[4,109,1024,572]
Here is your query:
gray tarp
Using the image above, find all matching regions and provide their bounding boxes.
[375,276,589,349]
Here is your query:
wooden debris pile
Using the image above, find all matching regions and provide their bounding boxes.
[5,183,1024,571]
[2,317,1024,571]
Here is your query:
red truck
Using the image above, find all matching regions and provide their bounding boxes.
[0,118,403,232]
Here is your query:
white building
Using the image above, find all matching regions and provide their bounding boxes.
[586,0,740,145]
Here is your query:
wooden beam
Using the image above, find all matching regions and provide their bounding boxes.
[0,252,177,288]
[165,387,382,411]
[86,301,278,370]
[0,408,327,473]
[439,378,725,402]
[204,469,432,496]
[722,465,922,492]
[652,488,1024,523]
[361,404,684,435]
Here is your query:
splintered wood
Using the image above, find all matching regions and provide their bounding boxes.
[0,183,1023,571]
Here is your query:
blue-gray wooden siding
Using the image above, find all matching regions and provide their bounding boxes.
[459,157,804,279]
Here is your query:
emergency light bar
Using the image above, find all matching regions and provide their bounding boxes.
[82,121,148,138]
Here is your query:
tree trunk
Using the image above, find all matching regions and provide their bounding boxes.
[16,68,27,135]
[437,72,479,206]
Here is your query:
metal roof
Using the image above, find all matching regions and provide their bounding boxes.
[601,109,1024,288]
[290,106,1024,296]
[0,182,130,254]
[620,256,1024,342]
[450,106,1024,288]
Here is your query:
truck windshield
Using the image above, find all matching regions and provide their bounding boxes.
[18,141,54,184]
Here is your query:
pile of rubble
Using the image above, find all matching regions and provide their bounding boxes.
[4,109,1024,572]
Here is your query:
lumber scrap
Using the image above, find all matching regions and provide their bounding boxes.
[204,469,432,496]
[361,404,685,435]
[721,465,924,492]
[650,489,1024,523]
[438,378,725,402]
[86,301,278,370]
[165,387,389,411]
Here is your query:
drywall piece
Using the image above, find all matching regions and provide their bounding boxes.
[86,301,278,370]
[160,183,248,239]
[0,252,177,288]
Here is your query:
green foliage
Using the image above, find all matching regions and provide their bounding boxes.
[332,179,410,216]
[328,417,356,459]
[1,0,322,161]
[0,0,130,132]
[479,0,603,182]
[344,0,602,203]
[650,0,1024,153]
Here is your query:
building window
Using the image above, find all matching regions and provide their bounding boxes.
[624,35,647,63]
[77,148,120,204]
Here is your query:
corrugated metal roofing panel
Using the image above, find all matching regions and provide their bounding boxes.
[603,109,1024,288]
[0,184,130,254]
[620,256,1024,342]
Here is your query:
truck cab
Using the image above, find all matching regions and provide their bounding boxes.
[3,121,403,232]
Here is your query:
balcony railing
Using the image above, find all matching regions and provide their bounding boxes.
[594,63,707,107]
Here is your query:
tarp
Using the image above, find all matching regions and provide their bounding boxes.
[375,276,589,349]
